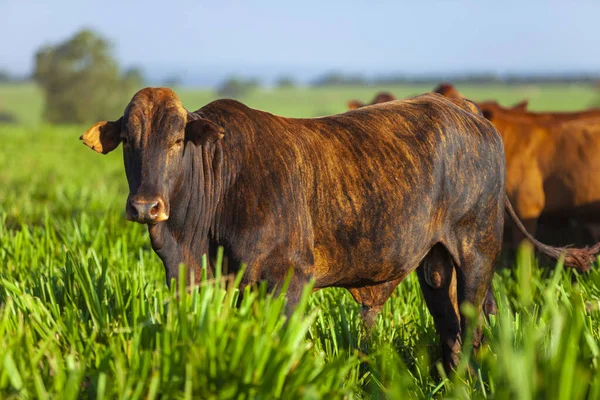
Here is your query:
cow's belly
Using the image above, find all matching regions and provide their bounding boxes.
[310,223,436,289]
[544,136,600,211]
[544,170,600,213]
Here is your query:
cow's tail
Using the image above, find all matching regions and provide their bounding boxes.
[505,194,600,272]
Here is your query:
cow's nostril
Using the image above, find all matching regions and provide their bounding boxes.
[128,197,166,223]
[149,202,160,217]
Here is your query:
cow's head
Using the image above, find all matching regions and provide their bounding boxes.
[371,92,396,104]
[80,87,224,224]
[347,99,364,110]
[433,83,463,99]
[477,100,507,122]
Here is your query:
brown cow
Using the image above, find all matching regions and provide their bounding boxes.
[436,85,600,247]
[346,91,396,109]
[476,102,600,246]
[434,83,530,111]
[479,100,600,122]
[80,88,598,373]
[433,83,464,100]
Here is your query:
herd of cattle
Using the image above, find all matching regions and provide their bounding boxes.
[80,84,600,374]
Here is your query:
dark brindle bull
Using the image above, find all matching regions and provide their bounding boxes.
[81,88,598,373]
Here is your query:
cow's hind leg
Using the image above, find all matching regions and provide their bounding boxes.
[420,243,499,375]
[417,243,462,374]
[455,245,498,360]
[349,278,402,332]
[483,287,498,317]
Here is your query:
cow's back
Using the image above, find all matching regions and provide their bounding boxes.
[199,94,505,287]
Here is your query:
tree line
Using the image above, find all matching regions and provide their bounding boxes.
[1,28,599,124]
[310,72,600,87]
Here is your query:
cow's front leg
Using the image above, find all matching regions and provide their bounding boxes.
[249,248,314,317]
[148,224,209,286]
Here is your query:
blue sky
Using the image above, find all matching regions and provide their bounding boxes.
[1,0,599,84]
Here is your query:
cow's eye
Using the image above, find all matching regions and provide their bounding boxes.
[174,139,184,146]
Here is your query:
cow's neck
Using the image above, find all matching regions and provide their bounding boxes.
[148,133,227,283]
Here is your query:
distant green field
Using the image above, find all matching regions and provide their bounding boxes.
[1,84,600,398]
[1,82,598,125]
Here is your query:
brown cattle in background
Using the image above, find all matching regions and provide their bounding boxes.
[346,91,396,109]
[435,82,600,118]
[433,83,530,111]
[510,100,529,112]
[435,84,600,247]
[478,100,600,122]
[433,83,464,100]
[476,102,600,246]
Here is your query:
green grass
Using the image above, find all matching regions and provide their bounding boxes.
[0,83,44,125]
[1,84,600,398]
[2,82,598,125]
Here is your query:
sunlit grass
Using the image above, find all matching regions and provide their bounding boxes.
[0,101,599,398]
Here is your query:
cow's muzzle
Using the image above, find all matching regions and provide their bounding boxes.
[127,195,169,224]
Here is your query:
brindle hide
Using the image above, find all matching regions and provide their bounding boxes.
[81,88,599,374]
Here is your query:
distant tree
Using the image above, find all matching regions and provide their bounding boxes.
[123,67,144,88]
[163,75,182,88]
[0,70,13,83]
[276,76,296,88]
[310,72,366,87]
[217,76,260,98]
[34,29,144,124]
[0,111,18,124]
[0,96,18,123]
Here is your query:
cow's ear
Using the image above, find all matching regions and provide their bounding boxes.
[347,100,363,110]
[185,118,225,146]
[512,99,528,111]
[482,108,494,120]
[80,117,123,154]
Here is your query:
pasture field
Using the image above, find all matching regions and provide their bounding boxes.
[1,82,598,124]
[1,83,600,398]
